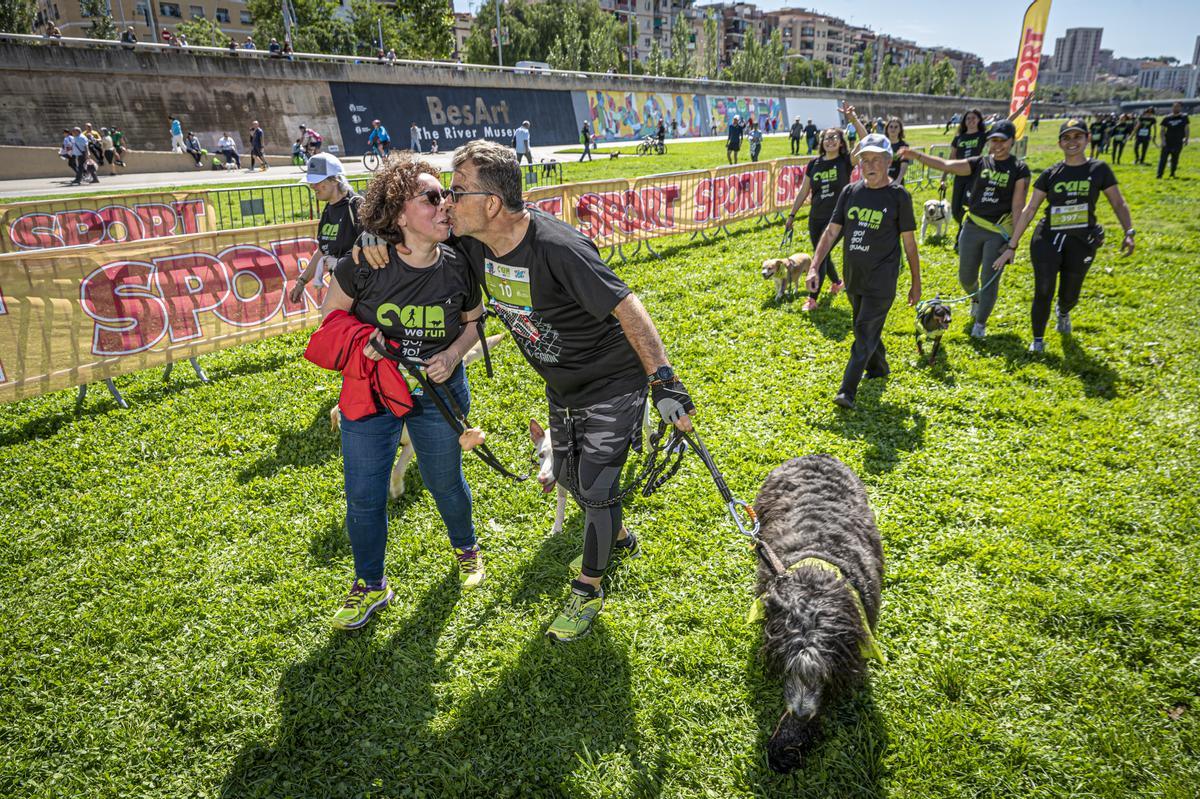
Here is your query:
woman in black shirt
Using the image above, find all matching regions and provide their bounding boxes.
[290,153,364,304]
[319,155,486,629]
[948,109,986,228]
[784,102,868,310]
[885,117,910,186]
[992,119,1135,353]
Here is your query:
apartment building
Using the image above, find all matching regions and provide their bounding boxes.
[764,7,853,76]
[599,0,696,63]
[38,0,255,42]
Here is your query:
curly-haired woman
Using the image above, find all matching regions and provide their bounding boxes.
[320,154,485,630]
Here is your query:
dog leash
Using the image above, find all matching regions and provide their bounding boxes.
[368,338,529,483]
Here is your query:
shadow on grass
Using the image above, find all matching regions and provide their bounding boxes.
[969,331,1121,399]
[220,570,658,797]
[808,299,853,342]
[822,380,927,474]
[744,642,890,798]
[237,403,341,483]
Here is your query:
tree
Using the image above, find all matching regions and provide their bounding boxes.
[249,0,354,54]
[930,59,958,96]
[701,11,718,79]
[546,1,583,71]
[665,12,692,78]
[0,0,37,34]
[647,40,664,77]
[349,0,407,57]
[79,0,116,39]
[177,17,231,48]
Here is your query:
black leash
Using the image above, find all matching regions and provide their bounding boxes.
[557,413,688,509]
[368,338,528,483]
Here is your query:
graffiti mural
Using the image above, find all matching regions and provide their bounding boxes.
[585,91,709,142]
[706,96,786,132]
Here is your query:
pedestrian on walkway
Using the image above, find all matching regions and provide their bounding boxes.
[169,115,184,152]
[514,120,533,168]
[804,119,819,154]
[579,122,593,162]
[409,123,422,153]
[726,115,745,164]
[248,121,268,170]
[101,128,117,175]
[789,117,802,155]
[67,126,88,184]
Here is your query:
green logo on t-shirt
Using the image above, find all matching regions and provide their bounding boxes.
[319,222,340,239]
[376,303,447,337]
[980,167,1011,188]
[846,206,884,229]
[812,166,838,185]
[1053,179,1090,196]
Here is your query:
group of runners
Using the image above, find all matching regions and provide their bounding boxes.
[1083,103,1191,176]
[290,96,1161,637]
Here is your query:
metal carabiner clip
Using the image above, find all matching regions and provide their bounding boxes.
[727,499,760,538]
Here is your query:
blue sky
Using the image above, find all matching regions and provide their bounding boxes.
[452,0,1200,66]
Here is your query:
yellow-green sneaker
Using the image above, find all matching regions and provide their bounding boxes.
[546,581,604,644]
[455,546,485,589]
[568,530,640,576]
[331,578,394,631]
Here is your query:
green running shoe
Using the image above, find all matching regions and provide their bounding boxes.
[455,546,485,589]
[568,530,640,576]
[331,578,394,631]
[546,581,604,644]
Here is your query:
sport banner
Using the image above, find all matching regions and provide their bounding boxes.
[0,222,319,402]
[1009,0,1053,140]
[0,191,216,253]
[568,160,812,247]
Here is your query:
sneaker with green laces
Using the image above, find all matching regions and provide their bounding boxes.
[331,578,394,630]
[568,530,640,576]
[455,546,485,589]
[546,581,604,643]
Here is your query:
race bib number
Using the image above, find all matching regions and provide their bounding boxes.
[1050,203,1088,230]
[484,259,532,309]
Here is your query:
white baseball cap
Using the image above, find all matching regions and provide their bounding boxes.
[858,133,893,156]
[301,153,344,184]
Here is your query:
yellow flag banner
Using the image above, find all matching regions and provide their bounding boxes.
[0,190,218,253]
[0,222,320,402]
[1009,0,1053,140]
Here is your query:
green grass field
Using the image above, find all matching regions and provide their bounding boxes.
[2,127,1198,798]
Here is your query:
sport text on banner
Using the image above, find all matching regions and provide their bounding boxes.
[0,222,320,402]
[0,191,216,253]
[1009,0,1053,140]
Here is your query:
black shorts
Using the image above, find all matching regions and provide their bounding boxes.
[727,143,741,152]
[103,151,114,164]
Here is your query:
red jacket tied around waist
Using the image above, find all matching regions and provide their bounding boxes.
[303,309,413,421]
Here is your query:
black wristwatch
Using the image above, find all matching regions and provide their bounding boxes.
[648,365,675,384]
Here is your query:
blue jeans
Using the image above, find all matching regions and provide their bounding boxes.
[340,365,475,583]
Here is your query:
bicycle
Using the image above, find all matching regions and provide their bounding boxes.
[635,136,666,156]
[363,142,388,172]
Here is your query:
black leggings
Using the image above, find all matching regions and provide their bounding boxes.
[1030,229,1095,338]
[1158,145,1182,178]
[950,175,969,225]
[808,216,841,298]
[1134,138,1150,164]
[1110,139,1126,164]
[1090,140,1103,159]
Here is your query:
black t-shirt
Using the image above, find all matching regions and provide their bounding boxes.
[727,122,744,149]
[1109,121,1131,142]
[334,243,481,362]
[804,123,819,139]
[1162,113,1189,148]
[1089,121,1105,139]
[1032,159,1118,239]
[318,194,363,258]
[964,155,1030,222]
[805,153,852,223]
[790,122,803,138]
[455,209,644,407]
[951,131,985,159]
[1135,117,1156,139]
[888,139,910,181]
[830,181,916,297]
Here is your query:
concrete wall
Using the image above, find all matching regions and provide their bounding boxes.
[3,42,1066,155]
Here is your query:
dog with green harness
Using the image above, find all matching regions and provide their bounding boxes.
[749,454,885,773]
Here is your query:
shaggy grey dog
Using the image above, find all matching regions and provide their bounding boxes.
[752,454,884,773]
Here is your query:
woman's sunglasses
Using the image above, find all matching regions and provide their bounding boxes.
[411,187,453,206]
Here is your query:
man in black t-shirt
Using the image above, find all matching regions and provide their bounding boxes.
[807,134,921,409]
[1158,102,1190,179]
[726,115,745,164]
[357,141,696,644]
[804,120,819,154]
[789,118,803,155]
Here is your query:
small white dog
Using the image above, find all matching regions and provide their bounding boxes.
[330,333,503,499]
[921,199,951,241]
[761,253,813,300]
